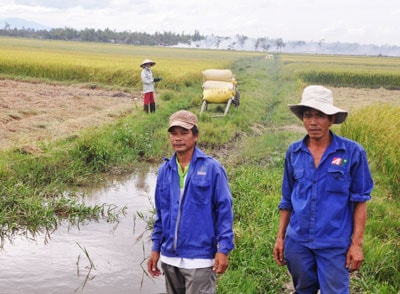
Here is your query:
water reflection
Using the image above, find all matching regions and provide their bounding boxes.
[0,165,165,294]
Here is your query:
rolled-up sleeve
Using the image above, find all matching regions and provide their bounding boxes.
[349,148,373,202]
[279,149,294,211]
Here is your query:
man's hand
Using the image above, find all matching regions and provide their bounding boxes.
[273,238,286,266]
[213,252,228,274]
[346,243,364,272]
[147,251,161,277]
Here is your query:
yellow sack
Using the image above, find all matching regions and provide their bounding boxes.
[202,69,233,82]
[202,80,235,90]
[203,88,234,103]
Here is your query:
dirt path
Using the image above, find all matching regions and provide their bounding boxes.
[1,79,399,152]
[0,80,142,152]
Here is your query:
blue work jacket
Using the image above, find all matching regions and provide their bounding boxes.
[151,146,234,259]
[279,131,373,249]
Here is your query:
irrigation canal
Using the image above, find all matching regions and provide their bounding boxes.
[0,165,166,294]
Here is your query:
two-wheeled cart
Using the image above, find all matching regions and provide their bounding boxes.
[200,69,240,116]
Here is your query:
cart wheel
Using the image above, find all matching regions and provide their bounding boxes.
[200,100,207,115]
[233,90,240,107]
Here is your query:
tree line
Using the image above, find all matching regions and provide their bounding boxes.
[0,25,282,52]
[0,25,205,46]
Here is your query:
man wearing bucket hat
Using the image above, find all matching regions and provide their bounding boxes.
[140,58,161,113]
[147,110,234,294]
[273,85,373,293]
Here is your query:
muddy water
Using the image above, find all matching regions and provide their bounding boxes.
[0,166,166,294]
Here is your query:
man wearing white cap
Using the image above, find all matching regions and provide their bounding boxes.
[273,85,373,293]
[140,58,161,113]
[147,110,234,293]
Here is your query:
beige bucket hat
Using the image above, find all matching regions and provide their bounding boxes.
[140,58,156,68]
[289,85,348,124]
[168,110,198,131]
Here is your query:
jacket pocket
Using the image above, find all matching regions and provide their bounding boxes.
[159,185,171,209]
[190,179,210,205]
[293,168,308,199]
[326,168,349,195]
[294,168,304,180]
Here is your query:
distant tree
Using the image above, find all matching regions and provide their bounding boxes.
[0,26,202,47]
[192,30,202,41]
[80,28,97,42]
[255,37,271,51]
[64,27,78,40]
[275,38,286,52]
[317,38,325,54]
[292,40,307,47]
[236,34,248,46]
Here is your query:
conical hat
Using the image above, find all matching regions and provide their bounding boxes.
[140,59,156,68]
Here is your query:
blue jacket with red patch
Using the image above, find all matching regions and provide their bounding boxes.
[279,131,373,249]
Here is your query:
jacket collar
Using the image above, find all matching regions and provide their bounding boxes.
[296,131,345,153]
[166,146,207,169]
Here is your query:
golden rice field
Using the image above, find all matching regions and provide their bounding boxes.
[280,53,400,89]
[3,36,400,90]
[341,105,400,196]
[0,37,262,89]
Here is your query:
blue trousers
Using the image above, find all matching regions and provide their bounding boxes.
[284,236,350,294]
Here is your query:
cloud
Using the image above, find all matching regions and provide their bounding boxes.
[1,0,400,46]
[14,0,110,9]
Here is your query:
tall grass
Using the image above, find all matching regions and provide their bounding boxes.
[341,105,400,196]
[219,166,286,293]
[338,105,400,293]
[218,129,301,293]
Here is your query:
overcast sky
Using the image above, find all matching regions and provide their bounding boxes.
[1,0,400,46]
